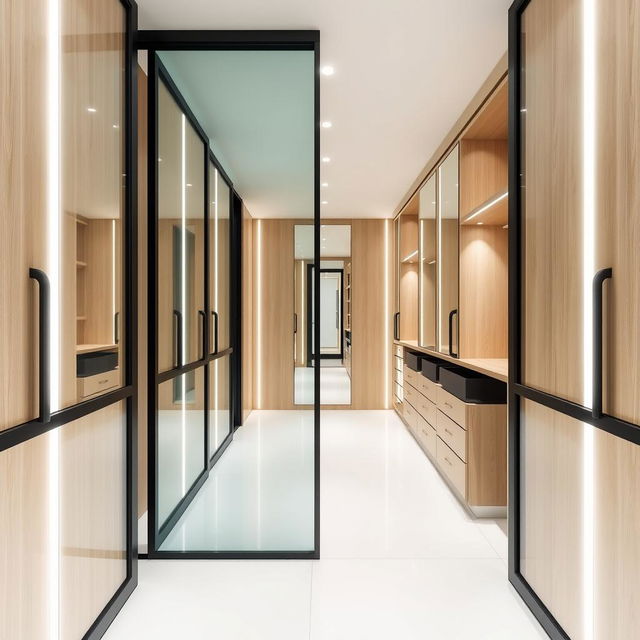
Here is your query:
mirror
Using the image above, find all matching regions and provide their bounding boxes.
[438,144,459,356]
[294,224,351,405]
[419,173,437,349]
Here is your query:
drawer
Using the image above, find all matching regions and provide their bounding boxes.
[394,355,403,372]
[403,401,419,431]
[403,364,418,387]
[436,410,467,462]
[394,344,404,358]
[437,437,466,499]
[439,366,507,404]
[417,374,439,404]
[394,382,403,402]
[404,381,420,408]
[394,366,404,385]
[77,369,119,399]
[415,414,437,458]
[414,392,436,428]
[437,386,467,429]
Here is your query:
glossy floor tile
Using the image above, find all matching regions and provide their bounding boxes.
[295,366,351,405]
[107,410,546,639]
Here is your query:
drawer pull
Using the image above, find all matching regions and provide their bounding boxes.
[444,456,452,466]
[98,378,109,385]
[444,428,452,436]
[422,429,429,437]
[444,402,453,409]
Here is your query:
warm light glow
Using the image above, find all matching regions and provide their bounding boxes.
[402,249,418,263]
[322,157,331,163]
[321,200,328,205]
[419,221,424,346]
[87,107,97,113]
[321,182,328,187]
[463,191,508,223]
[47,0,61,634]
[384,220,390,408]
[582,0,596,637]
[321,121,332,128]
[112,220,116,342]
[256,220,263,408]
[437,171,443,351]
[321,65,335,76]
[181,114,187,495]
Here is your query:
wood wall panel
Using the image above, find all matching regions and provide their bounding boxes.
[351,220,392,409]
[242,207,254,421]
[521,0,583,405]
[519,399,583,640]
[459,227,508,358]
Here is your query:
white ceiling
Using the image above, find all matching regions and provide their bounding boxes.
[295,224,351,259]
[138,0,510,219]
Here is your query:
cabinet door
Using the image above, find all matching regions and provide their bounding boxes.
[419,174,437,350]
[437,145,459,356]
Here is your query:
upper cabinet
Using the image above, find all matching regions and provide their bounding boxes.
[394,194,419,342]
[419,174,437,350]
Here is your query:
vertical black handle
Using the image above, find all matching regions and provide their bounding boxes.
[211,310,219,355]
[173,309,183,368]
[198,310,206,360]
[394,312,400,341]
[592,268,612,419]
[448,309,458,358]
[114,311,120,345]
[294,313,298,334]
[30,268,51,424]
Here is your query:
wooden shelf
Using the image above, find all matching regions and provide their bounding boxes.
[76,316,87,321]
[76,260,87,268]
[76,343,117,355]
[461,190,508,226]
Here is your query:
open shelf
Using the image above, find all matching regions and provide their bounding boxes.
[76,343,118,355]
[461,189,508,226]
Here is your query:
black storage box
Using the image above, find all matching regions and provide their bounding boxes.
[420,357,457,382]
[438,366,507,404]
[404,351,423,372]
[77,350,118,378]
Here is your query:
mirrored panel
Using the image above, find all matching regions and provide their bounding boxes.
[438,144,459,356]
[209,355,231,458]
[294,224,351,405]
[419,174,437,349]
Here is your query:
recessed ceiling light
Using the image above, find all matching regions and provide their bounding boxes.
[321,201,328,205]
[87,107,97,113]
[321,121,332,128]
[322,157,331,163]
[112,124,119,129]
[322,182,329,187]
[321,65,334,76]
[186,183,193,187]
[476,222,483,225]
[158,157,163,162]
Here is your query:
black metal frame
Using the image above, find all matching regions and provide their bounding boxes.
[508,2,640,638]
[141,30,320,560]
[306,267,344,362]
[0,1,139,637]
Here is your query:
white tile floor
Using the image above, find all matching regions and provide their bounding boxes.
[295,365,351,405]
[105,410,547,640]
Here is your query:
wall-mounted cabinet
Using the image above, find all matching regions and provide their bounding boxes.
[395,196,419,342]
[419,174,437,350]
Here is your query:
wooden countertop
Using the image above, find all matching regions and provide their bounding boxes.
[395,340,508,383]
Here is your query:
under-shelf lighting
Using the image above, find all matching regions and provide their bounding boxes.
[401,249,418,263]
[462,190,508,223]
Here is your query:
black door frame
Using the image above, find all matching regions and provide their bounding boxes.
[138,29,321,560]
[306,266,344,363]
[508,2,640,638]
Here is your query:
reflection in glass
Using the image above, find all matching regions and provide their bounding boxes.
[419,174,437,349]
[438,145,459,356]
[209,164,231,353]
[157,79,205,372]
[157,369,205,526]
[209,356,231,457]
[294,225,351,405]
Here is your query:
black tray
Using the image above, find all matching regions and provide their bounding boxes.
[420,359,457,383]
[438,366,507,404]
[404,351,423,372]
[77,350,118,378]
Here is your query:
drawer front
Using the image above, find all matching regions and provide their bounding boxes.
[77,369,119,399]
[414,393,436,428]
[403,364,419,387]
[436,410,467,462]
[394,382,403,403]
[394,344,404,358]
[404,381,419,408]
[394,355,403,371]
[436,437,466,499]
[415,414,437,458]
[394,367,403,386]
[437,387,467,429]
[417,375,438,404]
[404,401,419,431]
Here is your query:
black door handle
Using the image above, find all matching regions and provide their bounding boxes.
[211,310,219,355]
[30,268,51,424]
[294,313,298,334]
[394,312,400,341]
[114,311,120,345]
[198,310,206,360]
[592,268,612,419]
[173,309,183,368]
[448,309,458,358]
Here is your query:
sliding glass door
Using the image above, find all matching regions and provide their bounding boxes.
[0,0,136,637]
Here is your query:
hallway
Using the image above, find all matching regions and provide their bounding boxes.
[105,410,545,639]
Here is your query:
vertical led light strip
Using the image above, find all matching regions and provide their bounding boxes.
[181,114,187,495]
[384,220,390,408]
[112,220,117,342]
[214,171,219,446]
[47,0,61,634]
[437,171,443,352]
[419,220,424,346]
[582,0,596,637]
[256,220,262,408]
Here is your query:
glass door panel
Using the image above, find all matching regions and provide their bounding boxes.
[209,355,231,458]
[157,79,206,373]
[419,173,437,349]
[209,164,231,354]
[157,368,206,527]
[438,144,459,356]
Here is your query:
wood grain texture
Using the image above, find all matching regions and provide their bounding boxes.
[459,226,508,358]
[137,62,148,517]
[596,0,640,426]
[521,0,583,404]
[461,79,508,140]
[459,140,508,218]
[519,399,583,640]
[241,206,253,421]
[438,219,458,355]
